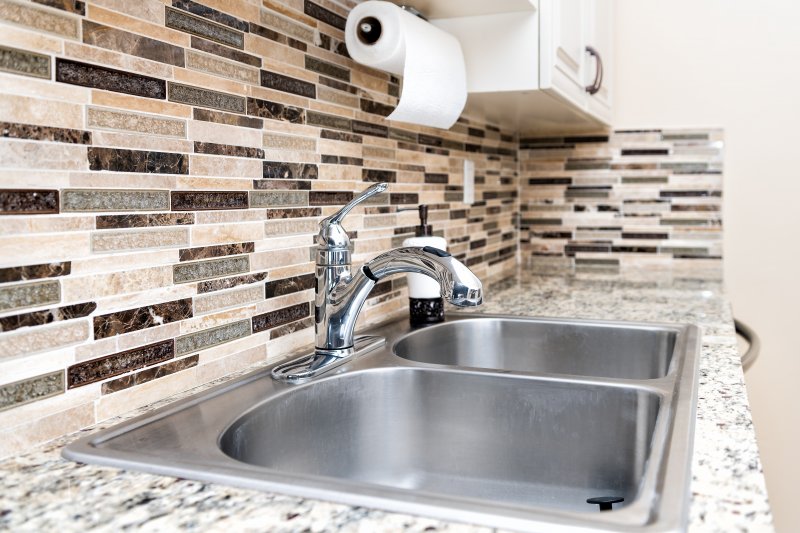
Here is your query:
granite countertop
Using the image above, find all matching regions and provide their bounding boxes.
[0,265,773,532]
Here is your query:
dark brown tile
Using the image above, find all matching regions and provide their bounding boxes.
[55,58,166,99]
[67,340,175,388]
[101,354,199,394]
[196,272,268,293]
[93,298,192,339]
[309,190,353,206]
[179,242,254,262]
[424,173,448,184]
[264,273,314,299]
[266,207,321,219]
[269,316,312,340]
[2,122,90,144]
[190,35,260,67]
[390,193,418,205]
[246,97,304,123]
[168,82,245,113]
[252,301,309,333]
[32,0,85,15]
[0,45,50,79]
[260,70,316,98]
[305,55,349,82]
[193,108,263,129]
[315,31,348,58]
[263,161,317,180]
[88,147,188,174]
[352,120,388,138]
[171,0,247,31]
[249,22,307,51]
[95,213,195,230]
[307,111,350,131]
[320,155,362,166]
[0,189,58,215]
[193,141,264,159]
[360,98,394,117]
[165,7,244,49]
[318,75,357,94]
[363,169,396,183]
[82,21,185,67]
[0,371,64,412]
[171,191,249,210]
[320,129,361,143]
[0,262,70,284]
[304,0,346,30]
[0,302,96,333]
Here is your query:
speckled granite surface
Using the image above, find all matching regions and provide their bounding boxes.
[0,265,772,532]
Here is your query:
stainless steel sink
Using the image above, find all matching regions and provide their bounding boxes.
[63,314,700,532]
[393,317,675,379]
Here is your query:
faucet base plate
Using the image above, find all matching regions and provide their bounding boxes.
[271,335,386,384]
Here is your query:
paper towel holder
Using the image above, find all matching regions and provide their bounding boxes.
[356,6,427,45]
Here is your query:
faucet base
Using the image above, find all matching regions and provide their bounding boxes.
[271,335,386,384]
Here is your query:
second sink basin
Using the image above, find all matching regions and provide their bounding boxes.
[393,316,678,379]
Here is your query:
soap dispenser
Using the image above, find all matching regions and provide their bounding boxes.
[402,205,448,326]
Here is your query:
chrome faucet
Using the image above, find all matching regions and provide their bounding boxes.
[272,183,483,382]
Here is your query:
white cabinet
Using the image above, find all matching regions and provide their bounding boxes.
[396,0,613,133]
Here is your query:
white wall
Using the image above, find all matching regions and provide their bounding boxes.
[612,1,800,530]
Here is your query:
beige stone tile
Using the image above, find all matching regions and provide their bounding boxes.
[91,227,190,253]
[250,246,309,270]
[190,222,264,246]
[186,50,259,85]
[0,346,73,384]
[0,232,91,267]
[262,132,316,152]
[194,209,266,224]
[0,73,88,105]
[68,171,177,190]
[88,0,168,27]
[173,176,251,190]
[61,266,173,301]
[1,23,63,54]
[0,320,90,359]
[63,42,174,80]
[0,402,94,459]
[88,131,193,154]
[259,9,314,41]
[255,290,312,315]
[95,366,198,421]
[263,218,319,237]
[265,325,313,360]
[189,155,263,179]
[317,85,358,108]
[265,263,314,280]
[71,250,178,276]
[197,0,258,21]
[308,99,355,118]
[92,90,192,118]
[0,140,88,170]
[187,119,262,148]
[178,308,254,335]
[257,234,314,251]
[247,83,311,109]
[115,322,182,351]
[196,344,264,383]
[262,148,319,164]
[194,284,264,315]
[88,107,187,138]
[319,137,362,158]
[0,212,92,236]
[246,32,305,68]
[173,68,248,97]
[74,336,116,362]
[0,0,80,39]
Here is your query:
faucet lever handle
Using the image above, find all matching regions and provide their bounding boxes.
[318,182,388,249]
[326,182,388,226]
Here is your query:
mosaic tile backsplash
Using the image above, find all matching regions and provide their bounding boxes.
[0,0,722,458]
[0,0,518,457]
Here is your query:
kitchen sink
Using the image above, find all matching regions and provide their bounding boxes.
[63,314,700,532]
[393,317,676,379]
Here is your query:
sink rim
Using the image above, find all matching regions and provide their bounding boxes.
[62,313,701,533]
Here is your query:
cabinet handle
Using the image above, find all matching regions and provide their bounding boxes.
[585,45,603,95]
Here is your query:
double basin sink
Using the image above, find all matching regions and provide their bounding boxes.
[64,314,700,532]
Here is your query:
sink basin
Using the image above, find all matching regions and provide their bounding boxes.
[221,368,660,512]
[63,314,700,532]
[393,317,676,379]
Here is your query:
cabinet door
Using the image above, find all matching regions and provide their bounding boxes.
[539,0,588,106]
[585,0,613,120]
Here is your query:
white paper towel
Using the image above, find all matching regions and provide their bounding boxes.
[345,1,467,130]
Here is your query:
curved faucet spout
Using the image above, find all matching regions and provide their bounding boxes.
[317,246,483,353]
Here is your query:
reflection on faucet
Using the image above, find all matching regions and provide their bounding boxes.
[272,183,483,383]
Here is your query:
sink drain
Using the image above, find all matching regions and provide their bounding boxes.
[586,496,624,511]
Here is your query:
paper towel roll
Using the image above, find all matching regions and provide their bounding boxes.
[345,1,467,130]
